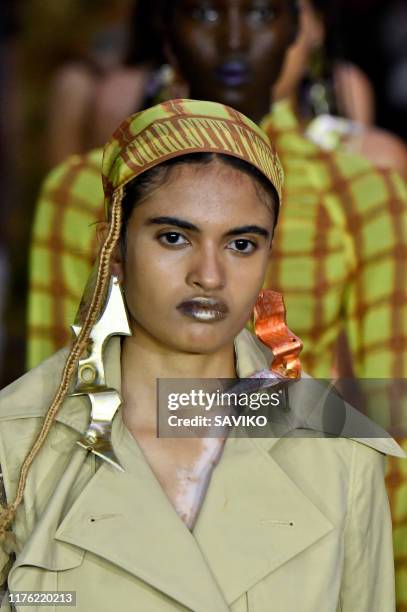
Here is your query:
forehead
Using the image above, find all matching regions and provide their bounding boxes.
[173,0,294,10]
[168,0,298,33]
[130,161,275,226]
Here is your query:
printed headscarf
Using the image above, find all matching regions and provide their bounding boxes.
[102,98,284,217]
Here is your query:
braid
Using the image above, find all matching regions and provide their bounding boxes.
[0,187,124,542]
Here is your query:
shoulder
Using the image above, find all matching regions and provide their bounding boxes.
[97,67,148,105]
[0,351,94,522]
[92,68,149,146]
[320,134,406,205]
[239,333,405,461]
[40,148,103,194]
[280,373,406,459]
[359,127,407,181]
[35,149,104,222]
[0,350,90,498]
[0,348,69,422]
[271,427,402,469]
[51,63,97,94]
[266,105,405,205]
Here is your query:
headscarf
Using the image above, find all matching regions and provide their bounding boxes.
[102,98,284,216]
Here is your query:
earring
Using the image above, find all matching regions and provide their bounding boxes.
[253,289,303,379]
[69,275,131,471]
[158,64,189,100]
[71,275,130,390]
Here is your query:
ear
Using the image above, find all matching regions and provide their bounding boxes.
[96,221,124,281]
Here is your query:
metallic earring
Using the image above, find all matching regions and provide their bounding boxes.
[253,289,303,379]
[69,275,131,470]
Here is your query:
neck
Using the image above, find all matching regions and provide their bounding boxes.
[121,327,236,432]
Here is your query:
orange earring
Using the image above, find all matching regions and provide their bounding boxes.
[253,290,303,379]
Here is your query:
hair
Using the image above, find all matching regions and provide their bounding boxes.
[120,152,280,253]
[0,152,279,543]
[124,1,165,67]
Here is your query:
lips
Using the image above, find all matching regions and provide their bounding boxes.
[177,297,229,323]
[215,61,250,87]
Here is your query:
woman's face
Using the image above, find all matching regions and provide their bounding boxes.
[166,0,297,121]
[114,160,276,355]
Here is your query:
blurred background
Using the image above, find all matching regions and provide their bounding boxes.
[1,0,407,387]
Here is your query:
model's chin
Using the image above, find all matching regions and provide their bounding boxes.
[174,320,233,354]
[190,83,249,114]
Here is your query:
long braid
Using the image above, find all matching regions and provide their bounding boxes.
[0,187,123,541]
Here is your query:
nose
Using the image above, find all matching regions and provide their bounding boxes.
[224,7,247,52]
[186,243,226,292]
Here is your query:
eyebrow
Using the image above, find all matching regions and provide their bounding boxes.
[225,225,270,239]
[146,216,198,231]
[146,217,271,239]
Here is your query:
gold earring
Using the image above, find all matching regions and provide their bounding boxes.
[69,275,131,471]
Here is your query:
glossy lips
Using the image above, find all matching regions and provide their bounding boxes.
[177,297,229,322]
[215,60,250,87]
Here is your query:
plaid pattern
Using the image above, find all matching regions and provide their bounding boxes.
[28,148,103,363]
[261,101,407,381]
[28,99,407,606]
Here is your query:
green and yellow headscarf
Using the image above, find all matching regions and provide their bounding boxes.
[102,99,284,217]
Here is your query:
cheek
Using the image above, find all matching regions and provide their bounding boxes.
[123,241,186,313]
[252,33,276,63]
[123,241,159,306]
[250,27,290,68]
[173,27,217,68]
[230,255,269,312]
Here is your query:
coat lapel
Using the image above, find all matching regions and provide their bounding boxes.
[54,413,230,612]
[50,418,333,610]
[193,434,333,605]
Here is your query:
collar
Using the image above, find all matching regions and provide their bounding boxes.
[56,329,405,459]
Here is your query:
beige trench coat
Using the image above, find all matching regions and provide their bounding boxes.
[0,330,403,612]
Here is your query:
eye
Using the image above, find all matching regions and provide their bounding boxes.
[190,6,220,23]
[247,5,275,24]
[228,239,257,254]
[158,232,189,247]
